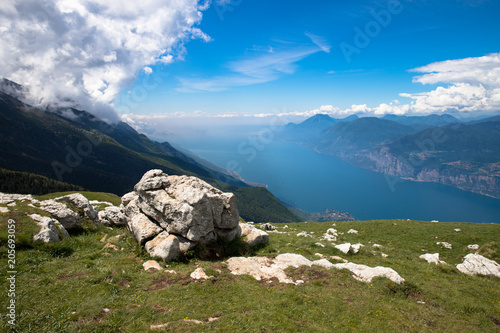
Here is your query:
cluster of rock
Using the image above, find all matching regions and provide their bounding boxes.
[121,170,268,262]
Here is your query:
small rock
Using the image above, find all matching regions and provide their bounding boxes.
[372,244,383,249]
[260,223,276,231]
[417,301,426,304]
[351,243,364,254]
[240,223,269,246]
[7,202,16,207]
[330,256,349,263]
[56,193,98,224]
[283,225,289,229]
[297,231,313,238]
[315,253,326,259]
[420,253,446,265]
[467,244,479,250]
[0,207,9,213]
[315,242,325,248]
[381,253,389,258]
[103,308,110,313]
[103,242,119,251]
[347,229,358,234]
[437,242,452,249]
[431,220,439,223]
[190,267,212,280]
[335,243,352,254]
[454,229,461,232]
[100,235,108,243]
[143,260,163,272]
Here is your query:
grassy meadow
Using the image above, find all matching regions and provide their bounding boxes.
[0,192,499,332]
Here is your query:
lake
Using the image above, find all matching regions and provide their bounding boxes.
[175,135,500,223]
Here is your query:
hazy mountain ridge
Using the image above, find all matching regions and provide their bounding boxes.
[0,81,300,223]
[281,114,500,199]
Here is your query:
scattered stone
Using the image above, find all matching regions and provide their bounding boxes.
[283,225,289,229]
[454,229,461,232]
[431,220,439,223]
[347,229,358,234]
[0,207,9,213]
[330,256,349,263]
[122,170,241,262]
[143,260,163,272]
[335,243,364,254]
[351,243,364,254]
[56,193,98,223]
[103,242,119,251]
[417,301,426,304]
[297,231,313,238]
[98,206,127,227]
[0,192,35,204]
[326,228,338,236]
[467,244,480,250]
[437,242,452,249]
[315,253,326,259]
[315,242,325,248]
[39,199,81,230]
[190,267,213,280]
[7,202,16,207]
[381,253,389,258]
[333,262,405,284]
[335,243,352,254]
[260,223,276,231]
[100,234,108,243]
[420,253,446,265]
[240,223,269,247]
[322,233,337,242]
[456,254,500,278]
[103,308,110,313]
[372,244,383,249]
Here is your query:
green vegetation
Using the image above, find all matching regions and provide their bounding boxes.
[0,91,299,223]
[0,168,84,195]
[1,197,499,332]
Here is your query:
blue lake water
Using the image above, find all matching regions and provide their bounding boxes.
[177,137,500,223]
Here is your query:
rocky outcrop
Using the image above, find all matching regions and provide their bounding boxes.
[122,170,242,262]
[456,254,500,278]
[39,199,81,230]
[29,214,70,243]
[56,193,98,224]
[226,253,405,285]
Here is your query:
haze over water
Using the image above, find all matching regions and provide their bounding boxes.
[175,133,500,224]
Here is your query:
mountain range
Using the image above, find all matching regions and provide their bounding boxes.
[0,79,299,223]
[279,113,500,199]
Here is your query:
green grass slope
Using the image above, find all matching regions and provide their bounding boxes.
[1,197,499,332]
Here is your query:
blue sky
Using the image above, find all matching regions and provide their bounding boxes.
[116,0,500,121]
[2,0,500,132]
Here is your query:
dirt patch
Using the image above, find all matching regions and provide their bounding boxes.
[488,316,500,328]
[57,272,88,280]
[147,273,191,291]
[286,266,336,284]
[153,305,171,314]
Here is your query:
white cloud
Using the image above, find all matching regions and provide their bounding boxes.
[0,0,209,122]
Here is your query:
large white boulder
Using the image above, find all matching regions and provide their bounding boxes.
[456,254,500,278]
[29,214,70,243]
[122,170,243,262]
[419,253,446,265]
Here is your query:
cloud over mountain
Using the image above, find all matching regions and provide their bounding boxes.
[0,0,209,122]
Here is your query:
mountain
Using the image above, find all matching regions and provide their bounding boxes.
[382,114,460,130]
[318,117,416,152]
[0,82,300,223]
[280,113,500,199]
[279,113,358,144]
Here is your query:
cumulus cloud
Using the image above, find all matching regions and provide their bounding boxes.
[0,0,209,122]
[312,52,500,117]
